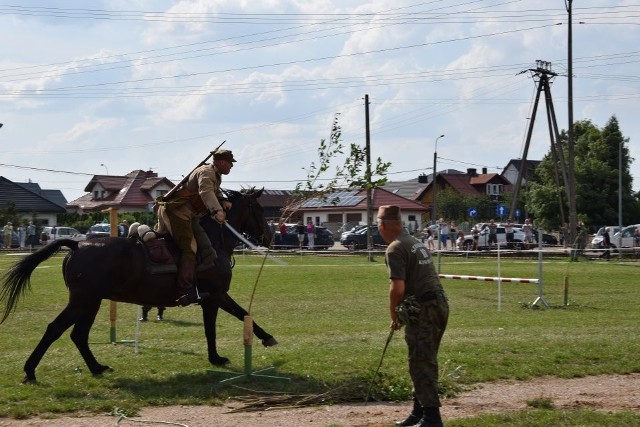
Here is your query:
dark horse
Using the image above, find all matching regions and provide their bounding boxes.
[0,188,276,383]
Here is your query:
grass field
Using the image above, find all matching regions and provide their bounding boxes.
[0,249,639,426]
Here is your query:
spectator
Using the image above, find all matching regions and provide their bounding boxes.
[26,221,37,249]
[504,218,515,248]
[448,221,457,250]
[306,219,316,249]
[278,222,288,246]
[599,226,612,260]
[17,224,26,248]
[438,218,448,250]
[3,221,13,248]
[295,220,305,249]
[487,219,497,249]
[522,218,534,248]
[471,225,480,251]
[455,231,464,251]
[426,227,435,251]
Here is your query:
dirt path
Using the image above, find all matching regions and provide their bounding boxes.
[2,373,638,427]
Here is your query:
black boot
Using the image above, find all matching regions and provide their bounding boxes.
[418,407,444,427]
[176,258,199,306]
[396,395,423,426]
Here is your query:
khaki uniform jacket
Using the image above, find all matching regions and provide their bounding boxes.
[184,163,225,214]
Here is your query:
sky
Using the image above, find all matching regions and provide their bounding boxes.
[1,1,639,204]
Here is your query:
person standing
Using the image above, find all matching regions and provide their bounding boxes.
[17,223,26,248]
[487,219,498,249]
[504,218,515,249]
[2,221,13,248]
[448,222,457,250]
[471,225,480,251]
[438,218,448,250]
[295,220,305,249]
[377,205,449,427]
[306,219,316,249]
[522,218,533,248]
[278,221,288,247]
[26,221,36,249]
[560,223,569,248]
[156,148,236,306]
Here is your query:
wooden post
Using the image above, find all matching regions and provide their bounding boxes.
[105,207,119,343]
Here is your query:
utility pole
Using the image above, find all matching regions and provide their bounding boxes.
[511,61,570,219]
[431,134,445,223]
[364,94,373,261]
[566,0,578,246]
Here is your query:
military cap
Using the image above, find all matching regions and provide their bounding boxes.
[212,149,237,162]
[377,205,401,221]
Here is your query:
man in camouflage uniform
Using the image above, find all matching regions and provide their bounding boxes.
[156,149,235,306]
[377,205,449,427]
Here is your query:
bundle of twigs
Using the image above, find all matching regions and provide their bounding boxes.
[227,385,365,413]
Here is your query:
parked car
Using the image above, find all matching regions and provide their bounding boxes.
[40,226,86,243]
[339,224,367,242]
[591,226,621,249]
[611,224,640,249]
[86,224,112,240]
[462,223,535,250]
[341,225,387,249]
[272,224,334,250]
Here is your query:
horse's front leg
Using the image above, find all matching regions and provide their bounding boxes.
[200,301,229,366]
[216,292,278,347]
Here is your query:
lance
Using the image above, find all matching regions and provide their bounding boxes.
[162,140,226,202]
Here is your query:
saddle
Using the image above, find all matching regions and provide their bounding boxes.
[129,223,217,275]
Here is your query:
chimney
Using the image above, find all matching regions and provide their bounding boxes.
[418,174,429,183]
[482,167,488,174]
[467,168,477,176]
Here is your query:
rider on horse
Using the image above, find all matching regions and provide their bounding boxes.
[156,148,236,306]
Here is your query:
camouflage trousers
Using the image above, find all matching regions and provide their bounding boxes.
[404,295,449,408]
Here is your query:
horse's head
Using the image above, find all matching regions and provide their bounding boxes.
[225,188,271,247]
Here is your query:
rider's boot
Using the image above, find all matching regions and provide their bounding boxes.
[176,258,201,306]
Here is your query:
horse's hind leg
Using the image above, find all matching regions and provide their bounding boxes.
[216,293,278,347]
[201,302,229,366]
[69,299,112,376]
[23,304,79,383]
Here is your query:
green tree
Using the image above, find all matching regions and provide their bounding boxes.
[526,116,639,231]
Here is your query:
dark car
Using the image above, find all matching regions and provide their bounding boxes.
[86,224,112,240]
[273,224,334,250]
[340,225,388,249]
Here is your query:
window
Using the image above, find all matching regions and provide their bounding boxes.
[156,189,168,198]
[327,214,342,223]
[346,213,362,222]
[94,190,100,200]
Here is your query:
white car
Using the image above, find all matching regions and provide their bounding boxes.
[591,226,621,249]
[611,224,640,249]
[41,226,86,243]
[463,223,535,250]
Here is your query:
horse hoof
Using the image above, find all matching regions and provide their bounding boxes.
[22,375,36,384]
[91,365,113,376]
[210,355,230,366]
[262,337,278,347]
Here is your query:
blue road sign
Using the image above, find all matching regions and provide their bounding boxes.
[468,207,477,217]
[497,205,507,216]
[515,208,521,218]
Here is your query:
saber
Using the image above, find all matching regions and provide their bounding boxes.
[223,221,287,266]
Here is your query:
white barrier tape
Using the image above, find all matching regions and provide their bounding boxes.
[439,274,539,284]
[223,222,287,266]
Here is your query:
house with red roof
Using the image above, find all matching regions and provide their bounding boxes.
[291,187,429,232]
[66,170,175,214]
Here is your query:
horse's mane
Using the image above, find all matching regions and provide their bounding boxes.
[222,187,258,200]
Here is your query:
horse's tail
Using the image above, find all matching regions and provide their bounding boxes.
[0,239,78,324]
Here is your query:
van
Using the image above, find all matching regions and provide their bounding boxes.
[612,224,640,249]
[40,226,86,243]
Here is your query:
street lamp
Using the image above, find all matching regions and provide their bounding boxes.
[431,134,445,223]
[100,163,109,175]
